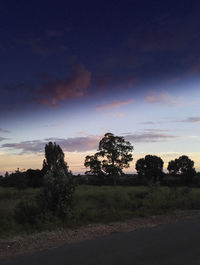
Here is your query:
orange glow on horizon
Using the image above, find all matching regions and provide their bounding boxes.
[0,151,200,175]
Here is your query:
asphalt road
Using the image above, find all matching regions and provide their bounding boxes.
[1,217,200,265]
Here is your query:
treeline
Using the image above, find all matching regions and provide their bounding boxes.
[0,133,199,188]
[76,154,200,186]
[0,169,44,188]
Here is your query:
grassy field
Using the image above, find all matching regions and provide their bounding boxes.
[1,185,200,238]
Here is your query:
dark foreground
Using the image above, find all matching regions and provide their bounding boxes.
[1,217,200,265]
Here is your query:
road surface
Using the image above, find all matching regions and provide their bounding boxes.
[1,217,200,265]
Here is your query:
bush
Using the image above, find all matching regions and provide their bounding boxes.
[161,175,182,186]
[37,169,75,219]
[14,169,75,230]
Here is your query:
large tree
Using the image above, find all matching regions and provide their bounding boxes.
[42,142,68,174]
[167,155,196,185]
[136,155,164,184]
[84,132,133,185]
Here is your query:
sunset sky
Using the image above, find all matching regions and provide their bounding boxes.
[0,1,200,175]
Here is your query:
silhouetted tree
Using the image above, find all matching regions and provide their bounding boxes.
[84,154,103,176]
[26,169,44,187]
[1,169,27,189]
[136,155,164,184]
[42,142,68,174]
[84,133,133,185]
[1,169,43,188]
[0,175,3,186]
[38,143,75,219]
[167,155,196,185]
[15,143,75,225]
[37,168,75,219]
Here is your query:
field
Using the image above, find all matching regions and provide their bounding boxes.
[1,185,200,238]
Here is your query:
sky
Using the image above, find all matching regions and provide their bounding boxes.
[0,0,200,175]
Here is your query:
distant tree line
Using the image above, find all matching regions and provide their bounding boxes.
[0,132,200,188]
[81,133,199,187]
[0,169,44,188]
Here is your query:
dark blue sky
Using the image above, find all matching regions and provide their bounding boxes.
[1,0,200,118]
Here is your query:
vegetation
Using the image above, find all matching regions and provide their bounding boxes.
[85,133,133,185]
[0,169,43,188]
[1,186,200,238]
[0,133,200,239]
[42,142,69,174]
[135,155,164,184]
[167,155,196,185]
[12,142,75,233]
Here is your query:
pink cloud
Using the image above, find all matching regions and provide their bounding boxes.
[181,117,200,123]
[96,99,135,111]
[37,64,91,107]
[144,92,182,107]
[116,113,127,118]
[2,136,101,153]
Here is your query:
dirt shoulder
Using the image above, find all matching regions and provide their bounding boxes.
[1,210,200,258]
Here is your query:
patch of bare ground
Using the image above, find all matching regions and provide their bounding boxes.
[1,210,200,258]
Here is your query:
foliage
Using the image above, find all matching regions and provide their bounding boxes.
[26,169,44,187]
[42,142,68,174]
[84,154,103,176]
[37,169,75,219]
[1,185,200,237]
[167,155,196,185]
[135,155,164,184]
[14,199,40,226]
[1,169,43,188]
[84,133,133,185]
[39,142,74,219]
[13,142,75,229]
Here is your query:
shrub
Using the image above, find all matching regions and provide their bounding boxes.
[37,169,75,219]
[14,169,75,229]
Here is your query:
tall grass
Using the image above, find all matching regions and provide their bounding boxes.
[0,186,200,238]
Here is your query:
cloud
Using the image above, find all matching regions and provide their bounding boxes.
[140,121,157,125]
[0,137,7,142]
[1,140,45,154]
[35,64,91,107]
[0,129,179,156]
[76,131,87,136]
[144,92,182,106]
[181,117,200,123]
[55,136,100,152]
[96,99,135,111]
[116,113,127,118]
[124,130,178,143]
[1,136,100,154]
[0,128,10,133]
[41,123,62,128]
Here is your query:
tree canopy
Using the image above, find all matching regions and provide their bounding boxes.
[167,155,196,185]
[84,132,133,184]
[135,155,164,184]
[42,142,68,173]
